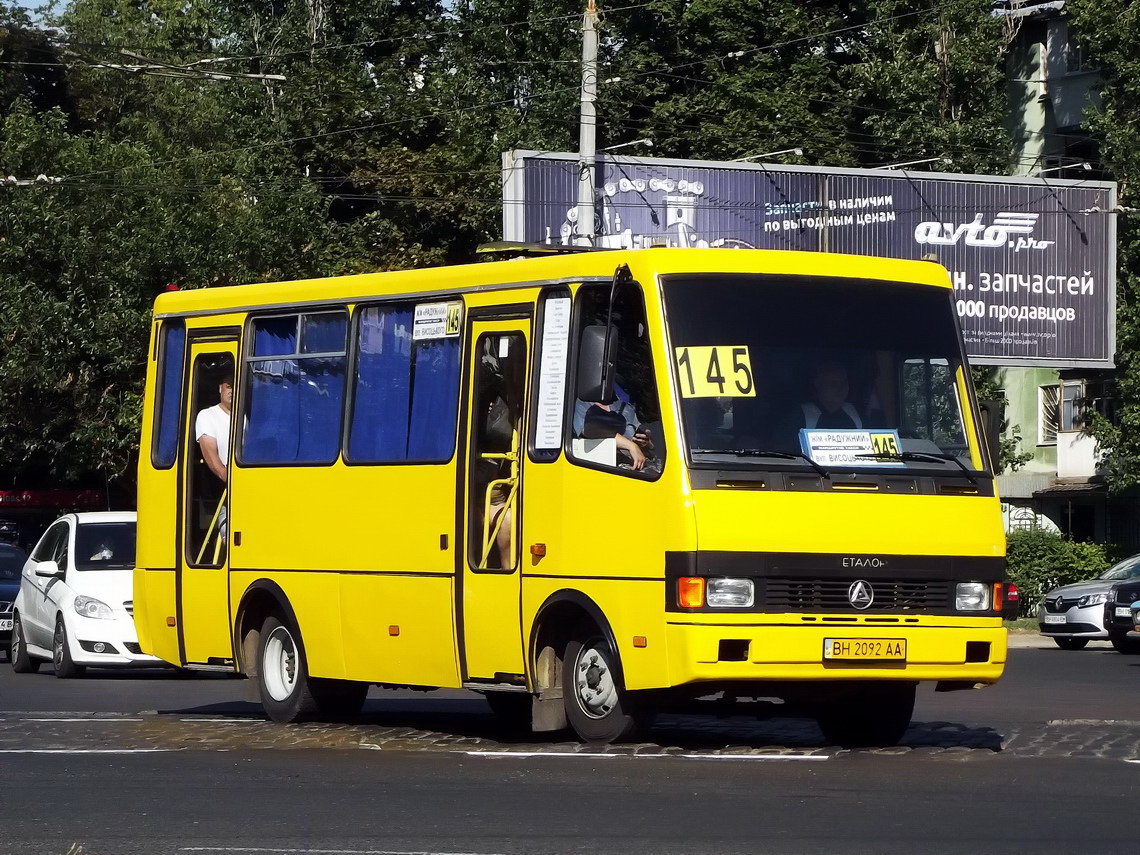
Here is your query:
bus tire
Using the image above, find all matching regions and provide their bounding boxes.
[256,614,319,723]
[53,618,84,679]
[562,628,644,744]
[10,614,40,673]
[309,678,369,718]
[816,682,915,748]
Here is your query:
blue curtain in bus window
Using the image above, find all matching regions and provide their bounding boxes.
[154,320,185,467]
[406,338,461,460]
[348,307,413,461]
[295,357,345,462]
[243,358,345,464]
[301,313,347,354]
[253,316,297,356]
[243,360,300,463]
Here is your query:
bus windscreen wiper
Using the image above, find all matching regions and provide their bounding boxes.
[691,448,830,480]
[853,451,979,485]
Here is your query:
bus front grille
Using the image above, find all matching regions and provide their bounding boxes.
[763,579,953,612]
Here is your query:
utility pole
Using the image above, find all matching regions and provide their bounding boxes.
[575,0,599,246]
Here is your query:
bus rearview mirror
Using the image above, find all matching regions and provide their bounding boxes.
[977,399,1002,475]
[577,324,614,403]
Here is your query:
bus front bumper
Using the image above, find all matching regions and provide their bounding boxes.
[663,620,1006,686]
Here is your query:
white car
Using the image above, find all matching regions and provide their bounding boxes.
[9,512,162,676]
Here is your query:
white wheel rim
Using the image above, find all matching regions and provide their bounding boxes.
[54,626,64,669]
[263,627,299,702]
[11,619,20,660]
[574,642,618,719]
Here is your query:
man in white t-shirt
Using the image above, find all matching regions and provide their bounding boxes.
[195,377,233,483]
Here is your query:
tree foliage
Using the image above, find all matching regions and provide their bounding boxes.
[1067,1,1140,493]
[0,0,1072,491]
[1005,527,1116,616]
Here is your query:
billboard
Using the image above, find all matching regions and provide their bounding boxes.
[502,151,1118,368]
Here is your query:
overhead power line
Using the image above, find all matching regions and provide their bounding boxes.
[59,4,951,183]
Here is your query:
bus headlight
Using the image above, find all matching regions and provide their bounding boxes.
[707,577,755,608]
[955,582,991,611]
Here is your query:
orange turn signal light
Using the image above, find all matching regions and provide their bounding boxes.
[678,576,706,608]
[633,636,647,648]
[166,616,176,627]
[993,583,1004,611]
[388,625,400,636]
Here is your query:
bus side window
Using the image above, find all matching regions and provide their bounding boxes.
[568,284,665,477]
[346,304,462,463]
[152,319,186,468]
[241,312,348,465]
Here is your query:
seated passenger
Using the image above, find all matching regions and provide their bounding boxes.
[574,387,651,471]
[801,362,863,430]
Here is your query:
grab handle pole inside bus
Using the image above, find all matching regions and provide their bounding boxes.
[194,489,227,566]
[478,427,520,569]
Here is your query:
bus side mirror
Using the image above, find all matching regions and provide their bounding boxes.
[978,399,1002,475]
[577,325,613,403]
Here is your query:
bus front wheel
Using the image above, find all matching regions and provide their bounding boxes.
[815,682,916,748]
[257,615,320,723]
[562,629,645,744]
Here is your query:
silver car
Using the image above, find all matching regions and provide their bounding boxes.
[1038,554,1140,649]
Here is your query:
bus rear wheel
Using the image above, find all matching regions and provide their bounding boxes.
[815,682,916,748]
[562,629,645,744]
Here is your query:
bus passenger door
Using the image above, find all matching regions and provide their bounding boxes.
[177,336,239,666]
[460,319,529,681]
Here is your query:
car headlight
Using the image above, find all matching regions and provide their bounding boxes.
[956,582,991,611]
[73,595,114,620]
[706,577,755,608]
[1077,592,1109,608]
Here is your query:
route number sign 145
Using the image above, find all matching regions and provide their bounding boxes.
[674,346,756,398]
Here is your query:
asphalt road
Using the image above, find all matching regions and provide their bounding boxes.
[0,640,1136,855]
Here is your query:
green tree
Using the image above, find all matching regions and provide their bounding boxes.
[1067,1,1140,493]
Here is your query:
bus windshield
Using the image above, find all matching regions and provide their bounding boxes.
[663,274,981,473]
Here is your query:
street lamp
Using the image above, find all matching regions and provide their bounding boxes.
[1037,162,1093,175]
[598,139,654,153]
[731,147,804,162]
[883,157,951,170]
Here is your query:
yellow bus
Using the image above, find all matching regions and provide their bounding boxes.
[133,247,1007,745]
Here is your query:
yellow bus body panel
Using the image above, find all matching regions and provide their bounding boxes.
[133,248,1003,697]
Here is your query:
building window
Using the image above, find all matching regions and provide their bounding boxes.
[1039,384,1060,444]
[1041,380,1099,444]
[241,311,348,465]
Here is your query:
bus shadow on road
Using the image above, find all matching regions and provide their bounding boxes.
[168,698,1006,753]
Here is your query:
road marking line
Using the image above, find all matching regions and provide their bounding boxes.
[0,748,180,754]
[464,750,828,761]
[179,718,264,723]
[1125,759,1140,764]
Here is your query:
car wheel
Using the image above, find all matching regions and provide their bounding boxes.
[816,682,916,748]
[10,614,40,673]
[256,615,320,723]
[562,627,647,744]
[1053,637,1089,650]
[1109,632,1140,655]
[53,618,85,679]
